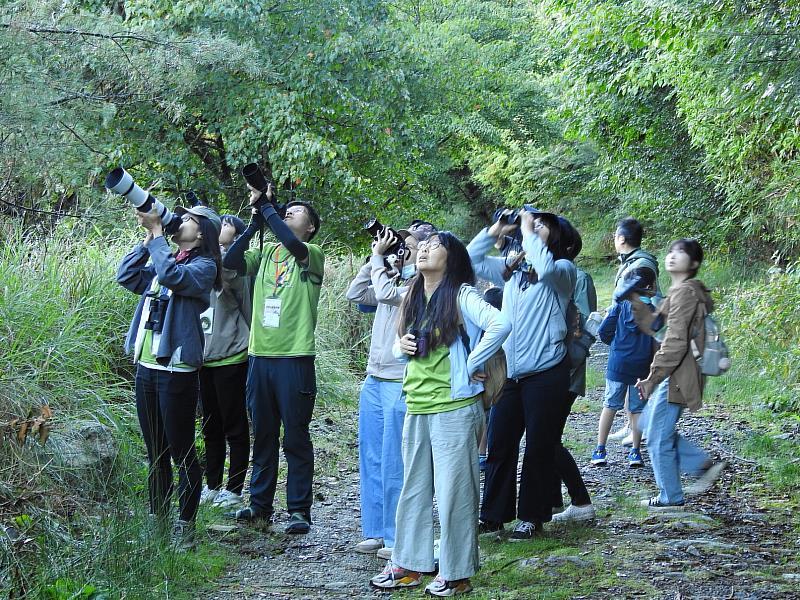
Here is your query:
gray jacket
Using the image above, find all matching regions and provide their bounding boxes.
[345,255,409,380]
[117,237,216,369]
[203,262,251,363]
[469,228,576,380]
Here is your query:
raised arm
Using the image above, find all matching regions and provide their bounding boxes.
[460,286,512,376]
[116,243,156,295]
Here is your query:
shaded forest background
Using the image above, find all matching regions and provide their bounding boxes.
[1,1,799,598]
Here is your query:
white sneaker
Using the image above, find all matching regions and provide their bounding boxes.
[608,426,631,442]
[685,461,726,495]
[551,504,596,523]
[212,489,244,509]
[355,537,384,554]
[621,432,647,447]
[376,546,393,560]
[199,485,218,505]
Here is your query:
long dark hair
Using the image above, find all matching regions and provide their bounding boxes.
[196,217,223,290]
[669,238,703,279]
[398,231,475,351]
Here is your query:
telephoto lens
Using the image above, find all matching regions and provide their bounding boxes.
[242,163,270,193]
[363,218,407,259]
[363,217,386,238]
[105,168,180,234]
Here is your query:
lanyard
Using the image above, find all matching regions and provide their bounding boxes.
[272,245,284,297]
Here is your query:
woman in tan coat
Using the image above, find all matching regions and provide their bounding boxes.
[630,239,725,508]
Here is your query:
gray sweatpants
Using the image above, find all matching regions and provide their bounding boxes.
[393,401,484,581]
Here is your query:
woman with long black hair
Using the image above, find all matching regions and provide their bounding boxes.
[468,207,576,540]
[117,205,221,551]
[369,232,510,597]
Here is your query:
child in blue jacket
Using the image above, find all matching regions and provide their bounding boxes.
[591,268,656,468]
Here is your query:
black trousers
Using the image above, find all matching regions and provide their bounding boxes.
[135,365,202,522]
[247,356,316,517]
[480,357,571,525]
[552,392,592,507]
[199,362,250,495]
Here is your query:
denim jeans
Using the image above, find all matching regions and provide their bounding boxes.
[358,376,406,548]
[640,378,708,505]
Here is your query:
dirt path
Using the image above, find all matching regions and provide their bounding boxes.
[202,348,799,599]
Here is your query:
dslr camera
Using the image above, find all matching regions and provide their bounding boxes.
[364,218,408,268]
[105,168,181,234]
[242,163,286,218]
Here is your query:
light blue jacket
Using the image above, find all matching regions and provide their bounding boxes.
[468,228,576,379]
[393,284,511,401]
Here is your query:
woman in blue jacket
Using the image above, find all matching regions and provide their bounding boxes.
[369,232,510,597]
[117,205,221,550]
[468,207,576,540]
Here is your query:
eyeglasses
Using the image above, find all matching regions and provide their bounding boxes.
[285,207,307,217]
[181,215,199,224]
[418,240,442,252]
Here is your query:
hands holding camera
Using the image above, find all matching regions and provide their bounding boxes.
[372,228,399,257]
[136,208,163,244]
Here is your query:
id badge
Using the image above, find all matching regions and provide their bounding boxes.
[262,296,282,328]
[199,307,214,335]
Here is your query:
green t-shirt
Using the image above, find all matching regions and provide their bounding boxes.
[245,242,324,357]
[137,282,195,372]
[204,348,248,368]
[403,344,478,415]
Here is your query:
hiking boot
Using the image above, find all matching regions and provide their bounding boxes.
[376,546,393,560]
[199,485,219,505]
[225,506,271,523]
[641,497,685,510]
[171,519,196,552]
[285,511,311,534]
[551,504,596,523]
[591,446,607,466]
[212,489,244,509]
[608,426,631,442]
[478,520,503,535]
[627,448,644,467]
[354,537,383,554]
[425,575,473,597]
[370,561,422,589]
[509,520,543,541]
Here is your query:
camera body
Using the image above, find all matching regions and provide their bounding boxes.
[242,163,286,217]
[411,328,430,359]
[364,218,408,261]
[105,168,181,234]
[144,292,169,333]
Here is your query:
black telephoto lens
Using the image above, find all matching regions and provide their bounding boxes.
[364,218,385,238]
[242,163,270,193]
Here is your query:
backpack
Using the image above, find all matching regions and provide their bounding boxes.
[691,303,731,377]
[456,311,507,410]
[563,269,598,368]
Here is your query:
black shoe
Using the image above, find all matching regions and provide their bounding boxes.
[478,520,504,535]
[225,506,270,522]
[285,511,311,534]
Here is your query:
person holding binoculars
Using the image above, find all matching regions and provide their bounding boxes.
[369,232,510,596]
[222,168,323,535]
[468,206,576,541]
[346,219,437,559]
[116,202,222,552]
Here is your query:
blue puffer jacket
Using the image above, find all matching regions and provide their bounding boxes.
[468,229,576,380]
[117,236,216,369]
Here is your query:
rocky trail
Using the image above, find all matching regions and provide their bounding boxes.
[200,348,799,599]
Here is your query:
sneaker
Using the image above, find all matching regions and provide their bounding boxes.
[622,432,647,447]
[212,489,244,509]
[509,520,543,541]
[591,446,607,466]
[199,485,219,505]
[425,575,473,596]
[608,425,631,442]
[376,546,393,560]
[685,461,726,495]
[628,448,644,467]
[171,519,196,552]
[551,504,596,523]
[641,496,685,510]
[354,537,384,554]
[478,520,503,535]
[370,561,422,589]
[224,506,271,523]
[285,511,310,534]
